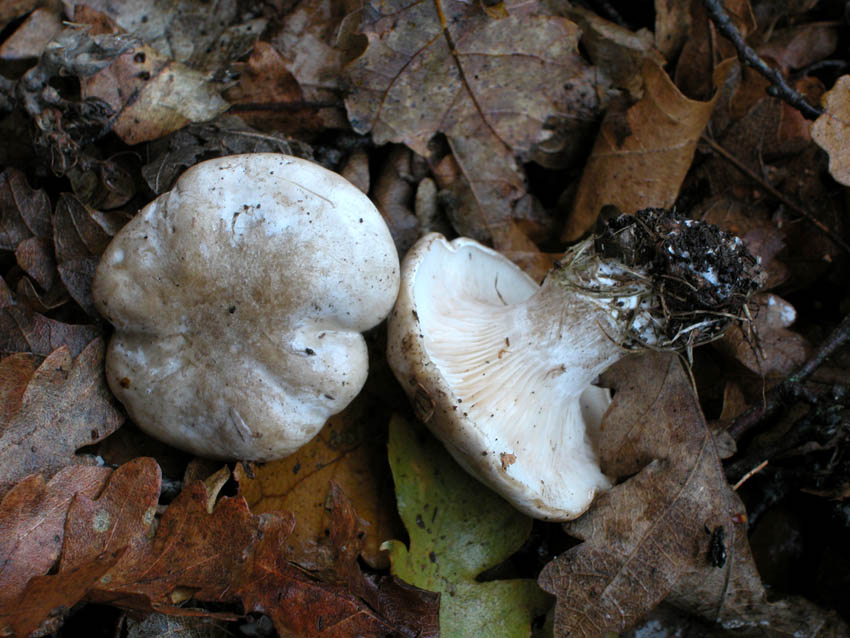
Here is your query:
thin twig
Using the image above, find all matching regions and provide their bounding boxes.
[732,459,768,490]
[702,0,822,119]
[728,311,850,440]
[700,135,850,256]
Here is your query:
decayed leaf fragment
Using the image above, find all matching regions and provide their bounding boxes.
[0,458,159,637]
[812,75,850,186]
[0,338,123,495]
[563,59,732,241]
[537,353,848,635]
[82,41,228,145]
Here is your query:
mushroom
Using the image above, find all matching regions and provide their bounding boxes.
[93,153,400,461]
[387,208,760,520]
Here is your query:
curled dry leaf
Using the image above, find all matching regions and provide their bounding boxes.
[537,353,847,635]
[563,59,732,241]
[0,338,124,495]
[812,75,850,186]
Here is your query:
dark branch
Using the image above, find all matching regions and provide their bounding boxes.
[728,311,850,440]
[702,0,822,119]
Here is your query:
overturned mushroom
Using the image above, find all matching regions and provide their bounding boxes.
[93,153,400,460]
[388,208,761,520]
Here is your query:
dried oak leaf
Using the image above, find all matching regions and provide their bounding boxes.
[240,481,439,638]
[82,41,229,145]
[345,0,600,269]
[563,59,731,241]
[236,386,402,571]
[72,6,229,146]
[538,353,847,636]
[0,465,112,609]
[0,338,124,495]
[0,458,158,637]
[812,75,850,187]
[22,458,429,637]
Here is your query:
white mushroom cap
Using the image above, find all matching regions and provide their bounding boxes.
[388,234,615,521]
[93,154,400,461]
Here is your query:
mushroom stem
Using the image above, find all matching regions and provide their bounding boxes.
[389,207,763,520]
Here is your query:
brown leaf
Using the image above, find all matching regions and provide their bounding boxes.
[812,75,850,186]
[346,0,597,159]
[715,293,809,379]
[0,338,124,495]
[224,40,323,135]
[72,0,252,70]
[674,0,755,100]
[758,24,839,75]
[345,0,601,267]
[563,59,731,241]
[0,303,102,358]
[236,389,402,570]
[1,551,122,637]
[0,168,52,251]
[82,42,229,145]
[53,194,127,317]
[238,483,438,638]
[372,146,420,255]
[0,465,112,607]
[566,6,665,97]
[14,236,56,291]
[14,275,70,313]
[0,8,62,62]
[654,0,691,59]
[58,458,161,570]
[538,353,846,635]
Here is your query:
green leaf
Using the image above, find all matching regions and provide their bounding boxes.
[384,415,552,637]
